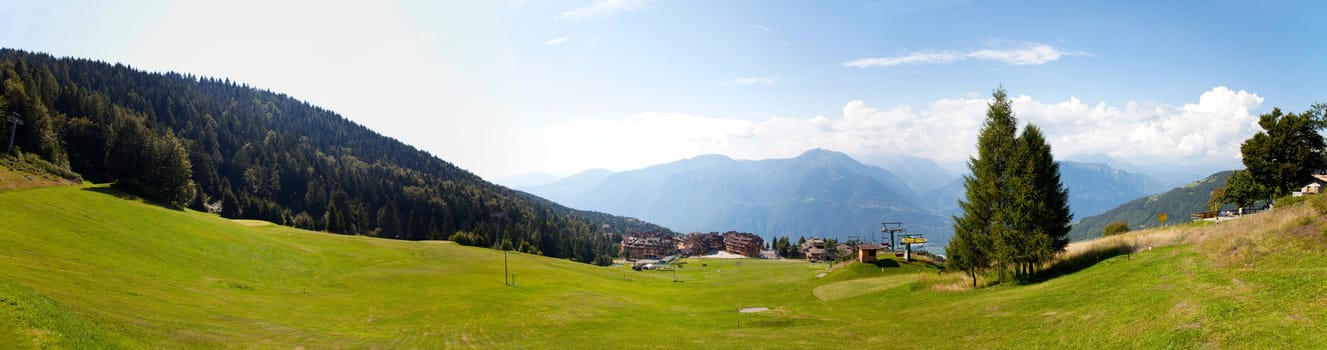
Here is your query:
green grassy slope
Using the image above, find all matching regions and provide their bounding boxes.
[2,185,1326,348]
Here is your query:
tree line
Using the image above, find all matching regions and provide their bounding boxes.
[0,49,669,264]
[946,87,1073,286]
[1220,103,1327,208]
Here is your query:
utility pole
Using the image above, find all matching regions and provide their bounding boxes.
[6,113,22,154]
[504,250,509,286]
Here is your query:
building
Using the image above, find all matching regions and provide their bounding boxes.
[722,231,764,258]
[621,231,677,259]
[1296,174,1327,196]
[799,237,828,261]
[856,244,883,263]
[674,231,764,258]
[676,232,723,256]
[805,248,827,262]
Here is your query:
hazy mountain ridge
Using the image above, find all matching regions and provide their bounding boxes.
[919,160,1172,220]
[527,150,1188,248]
[526,149,952,244]
[1058,161,1174,219]
[518,168,614,204]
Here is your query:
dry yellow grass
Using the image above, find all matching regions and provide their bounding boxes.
[0,165,78,191]
[1059,195,1323,268]
[230,219,278,227]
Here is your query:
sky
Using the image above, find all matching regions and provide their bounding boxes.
[1,0,1324,183]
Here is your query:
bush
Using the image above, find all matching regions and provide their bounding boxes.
[1102,221,1130,236]
[447,231,487,247]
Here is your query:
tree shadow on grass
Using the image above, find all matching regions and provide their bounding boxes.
[83,185,134,199]
[867,259,901,268]
[1028,242,1134,283]
[863,257,945,271]
[82,185,186,211]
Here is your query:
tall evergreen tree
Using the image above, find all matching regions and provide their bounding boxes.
[950,87,1072,284]
[219,180,241,218]
[148,129,195,207]
[949,87,1017,284]
[104,110,194,207]
[1004,125,1071,279]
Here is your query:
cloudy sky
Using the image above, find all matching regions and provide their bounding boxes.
[2,0,1324,182]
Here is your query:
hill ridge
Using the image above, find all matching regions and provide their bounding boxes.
[0,48,664,264]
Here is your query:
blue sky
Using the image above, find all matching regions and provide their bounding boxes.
[1,0,1324,182]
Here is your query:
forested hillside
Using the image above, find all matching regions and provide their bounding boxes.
[0,49,666,264]
[1069,171,1233,241]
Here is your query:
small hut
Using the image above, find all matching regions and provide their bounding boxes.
[856,244,883,263]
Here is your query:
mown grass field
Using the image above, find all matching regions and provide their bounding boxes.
[2,182,1326,349]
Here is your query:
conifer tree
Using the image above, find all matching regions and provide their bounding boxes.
[951,87,1072,284]
[949,87,1018,283]
[1004,125,1071,279]
[220,179,241,218]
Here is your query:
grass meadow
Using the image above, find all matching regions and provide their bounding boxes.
[2,183,1326,348]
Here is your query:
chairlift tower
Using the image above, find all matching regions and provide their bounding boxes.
[898,233,928,262]
[880,222,905,252]
[6,113,22,154]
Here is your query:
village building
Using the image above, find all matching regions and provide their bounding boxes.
[799,237,828,261]
[1295,174,1327,196]
[805,248,827,262]
[722,231,764,257]
[620,231,677,259]
[676,232,723,255]
[673,231,764,258]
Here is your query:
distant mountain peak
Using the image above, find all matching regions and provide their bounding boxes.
[671,154,737,168]
[798,148,848,158]
[794,148,861,167]
[571,168,614,177]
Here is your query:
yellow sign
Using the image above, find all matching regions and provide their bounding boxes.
[1158,212,1168,223]
[901,237,927,244]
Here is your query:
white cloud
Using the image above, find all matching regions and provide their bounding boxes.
[844,51,963,68]
[560,0,650,20]
[511,87,1264,176]
[545,37,569,46]
[1011,86,1262,170]
[845,43,1089,68]
[730,76,779,85]
[969,43,1090,65]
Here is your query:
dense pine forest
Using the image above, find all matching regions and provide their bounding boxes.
[0,49,667,264]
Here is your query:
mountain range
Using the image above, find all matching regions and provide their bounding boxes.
[518,149,1179,248]
[523,149,951,244]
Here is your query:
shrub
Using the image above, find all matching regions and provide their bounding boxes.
[447,231,488,247]
[1102,221,1130,236]
[592,254,614,266]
